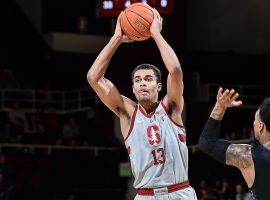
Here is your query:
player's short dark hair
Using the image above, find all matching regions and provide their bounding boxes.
[259,97,270,132]
[131,64,161,84]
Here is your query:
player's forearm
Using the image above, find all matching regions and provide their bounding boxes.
[152,32,182,75]
[199,117,231,163]
[210,103,227,120]
[87,36,121,84]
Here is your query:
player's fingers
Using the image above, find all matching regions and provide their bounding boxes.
[221,89,230,99]
[231,92,239,101]
[153,9,160,21]
[232,100,242,107]
[117,12,123,22]
[228,89,235,99]
[237,101,243,106]
[217,87,223,98]
[155,9,161,21]
[152,9,158,20]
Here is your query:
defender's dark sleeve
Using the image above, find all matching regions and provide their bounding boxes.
[199,117,231,163]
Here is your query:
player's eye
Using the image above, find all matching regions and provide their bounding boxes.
[134,78,140,83]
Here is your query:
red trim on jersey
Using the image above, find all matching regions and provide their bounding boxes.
[127,146,131,155]
[178,134,186,142]
[138,104,157,118]
[137,180,190,196]
[124,106,138,141]
[161,101,185,128]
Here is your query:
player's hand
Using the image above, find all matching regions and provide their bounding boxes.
[113,12,133,43]
[150,9,163,37]
[216,87,242,109]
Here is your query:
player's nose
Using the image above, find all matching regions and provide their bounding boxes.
[140,80,147,86]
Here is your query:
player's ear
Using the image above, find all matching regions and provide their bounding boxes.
[259,121,265,134]
[157,83,162,92]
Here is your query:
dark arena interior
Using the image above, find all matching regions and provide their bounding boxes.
[1,0,270,199]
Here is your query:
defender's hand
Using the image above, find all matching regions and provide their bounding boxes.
[216,87,242,109]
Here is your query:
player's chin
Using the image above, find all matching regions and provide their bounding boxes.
[139,96,150,102]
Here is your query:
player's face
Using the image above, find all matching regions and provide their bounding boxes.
[253,109,263,141]
[132,69,161,102]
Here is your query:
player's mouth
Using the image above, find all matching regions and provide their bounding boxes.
[139,89,149,95]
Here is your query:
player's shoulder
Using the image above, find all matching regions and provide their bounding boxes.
[226,144,253,169]
[228,144,252,152]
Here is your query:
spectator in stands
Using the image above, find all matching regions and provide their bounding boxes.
[60,117,80,145]
[24,114,37,143]
[197,180,207,195]
[46,107,59,144]
[240,127,249,139]
[213,179,222,199]
[224,132,231,140]
[197,180,216,200]
[25,114,46,134]
[220,178,231,200]
[230,131,237,140]
[232,184,244,200]
[35,110,47,143]
[80,107,95,145]
[8,102,26,141]
[24,114,46,144]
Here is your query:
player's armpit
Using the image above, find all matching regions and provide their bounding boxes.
[226,144,253,169]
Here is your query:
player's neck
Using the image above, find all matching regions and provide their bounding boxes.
[262,138,270,149]
[139,101,159,114]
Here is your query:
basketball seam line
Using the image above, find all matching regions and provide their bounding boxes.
[127,10,151,27]
[124,11,148,38]
[126,4,154,22]
[121,14,133,38]
[128,4,153,11]
[123,12,142,38]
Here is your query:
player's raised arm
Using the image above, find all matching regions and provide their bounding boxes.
[150,9,184,117]
[87,13,133,117]
[199,88,255,187]
[199,88,242,160]
[150,9,183,112]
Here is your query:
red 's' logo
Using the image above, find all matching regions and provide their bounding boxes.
[147,125,161,146]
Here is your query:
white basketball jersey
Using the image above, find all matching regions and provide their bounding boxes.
[125,101,189,189]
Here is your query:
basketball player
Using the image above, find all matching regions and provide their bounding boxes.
[199,87,270,199]
[87,9,197,200]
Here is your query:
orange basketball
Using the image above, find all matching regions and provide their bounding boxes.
[120,3,154,41]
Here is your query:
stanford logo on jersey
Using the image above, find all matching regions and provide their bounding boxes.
[147,125,161,146]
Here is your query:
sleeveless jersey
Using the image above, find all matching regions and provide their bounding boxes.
[250,144,270,199]
[125,101,189,189]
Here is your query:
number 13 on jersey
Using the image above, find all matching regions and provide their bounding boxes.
[151,148,165,165]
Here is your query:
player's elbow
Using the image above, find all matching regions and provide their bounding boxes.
[169,64,182,77]
[86,70,97,86]
[198,135,210,154]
